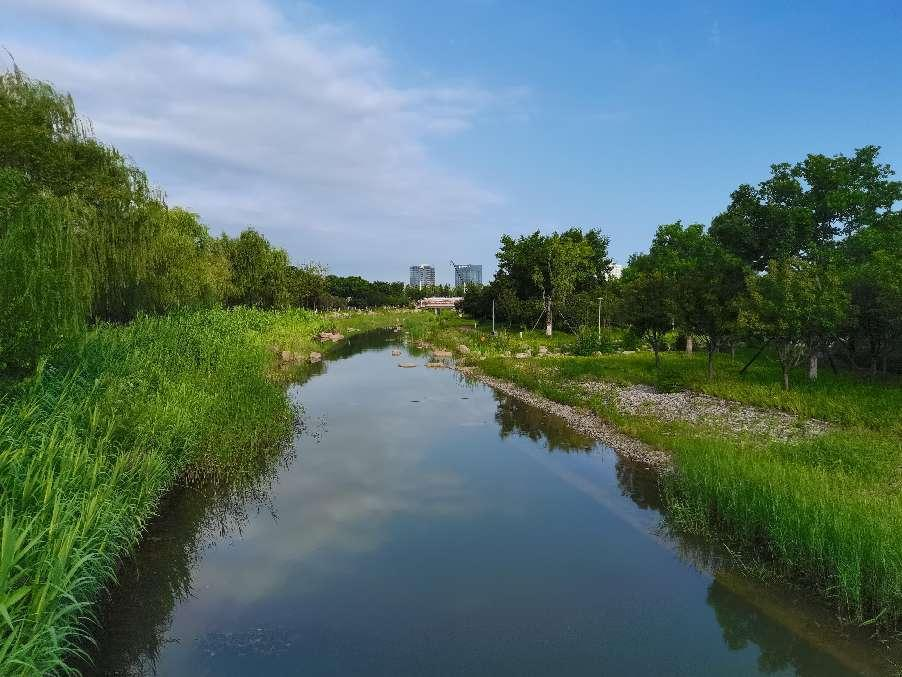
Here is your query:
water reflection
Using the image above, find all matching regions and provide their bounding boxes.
[493,391,594,453]
[82,441,295,675]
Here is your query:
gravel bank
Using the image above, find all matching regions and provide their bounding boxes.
[580,380,830,442]
[455,366,671,468]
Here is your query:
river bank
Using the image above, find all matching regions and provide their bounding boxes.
[424,317,902,633]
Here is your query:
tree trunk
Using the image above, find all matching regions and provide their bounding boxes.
[654,347,660,369]
[706,342,715,380]
[545,296,553,337]
[807,352,818,381]
[730,342,736,361]
[782,363,790,391]
[685,335,693,356]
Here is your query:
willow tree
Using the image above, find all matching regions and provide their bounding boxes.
[220,229,292,309]
[133,207,231,314]
[0,67,158,322]
[0,169,90,375]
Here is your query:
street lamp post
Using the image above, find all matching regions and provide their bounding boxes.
[597,297,603,340]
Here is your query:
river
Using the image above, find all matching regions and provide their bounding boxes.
[84,331,893,675]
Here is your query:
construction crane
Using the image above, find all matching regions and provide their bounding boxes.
[450,259,460,287]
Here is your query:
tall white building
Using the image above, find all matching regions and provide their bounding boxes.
[409,265,436,289]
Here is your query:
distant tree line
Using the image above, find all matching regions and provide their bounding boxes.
[463,147,901,388]
[0,69,442,376]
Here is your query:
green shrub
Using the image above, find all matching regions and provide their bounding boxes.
[572,326,618,355]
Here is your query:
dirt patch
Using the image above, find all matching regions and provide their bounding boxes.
[580,380,829,442]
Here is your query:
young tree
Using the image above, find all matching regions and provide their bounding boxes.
[496,230,597,336]
[620,254,673,368]
[649,222,747,379]
[741,257,846,390]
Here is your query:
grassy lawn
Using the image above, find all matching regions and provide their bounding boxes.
[0,307,431,675]
[428,315,902,630]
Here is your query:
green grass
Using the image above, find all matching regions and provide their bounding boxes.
[0,306,430,675]
[427,320,902,630]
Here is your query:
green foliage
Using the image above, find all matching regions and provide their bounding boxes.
[710,146,902,270]
[0,169,90,376]
[287,262,329,309]
[742,257,848,389]
[620,253,673,366]
[221,229,291,309]
[572,326,618,356]
[665,431,902,628]
[0,67,162,324]
[492,228,612,334]
[325,275,409,308]
[648,222,748,377]
[134,207,231,314]
[839,218,902,373]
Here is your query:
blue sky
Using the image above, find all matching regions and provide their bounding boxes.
[4,1,901,282]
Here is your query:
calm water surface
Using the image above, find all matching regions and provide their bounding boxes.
[86,332,893,676]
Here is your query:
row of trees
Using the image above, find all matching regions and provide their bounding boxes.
[463,147,900,388]
[0,69,444,377]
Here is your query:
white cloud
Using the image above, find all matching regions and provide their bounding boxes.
[3,0,518,278]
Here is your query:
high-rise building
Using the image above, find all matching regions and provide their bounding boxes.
[453,263,482,286]
[409,265,436,288]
